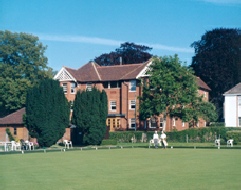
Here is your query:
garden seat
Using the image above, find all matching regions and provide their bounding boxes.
[10,141,21,151]
[215,139,220,146]
[10,141,17,151]
[63,140,72,149]
[149,139,161,147]
[227,139,233,147]
[28,142,34,150]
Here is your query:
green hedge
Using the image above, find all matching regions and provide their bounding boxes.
[101,139,117,145]
[108,127,241,143]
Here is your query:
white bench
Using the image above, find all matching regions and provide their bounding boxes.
[215,139,220,146]
[149,139,161,147]
[63,140,72,149]
[227,139,233,147]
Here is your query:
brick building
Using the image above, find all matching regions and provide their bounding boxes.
[54,60,211,132]
[0,108,29,142]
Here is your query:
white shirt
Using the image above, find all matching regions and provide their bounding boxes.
[153,133,159,139]
[160,133,166,140]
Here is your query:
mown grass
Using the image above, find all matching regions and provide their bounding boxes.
[0,147,241,190]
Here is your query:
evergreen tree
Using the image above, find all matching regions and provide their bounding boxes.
[71,88,108,145]
[25,79,70,147]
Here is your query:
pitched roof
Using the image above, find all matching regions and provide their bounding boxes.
[64,61,150,82]
[0,108,25,125]
[196,77,211,91]
[60,61,210,90]
[224,82,241,95]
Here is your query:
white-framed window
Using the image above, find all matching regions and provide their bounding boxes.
[172,118,176,126]
[62,83,67,94]
[129,118,136,129]
[109,101,117,111]
[148,117,157,128]
[238,117,241,126]
[160,117,164,128]
[182,122,185,127]
[129,100,136,110]
[71,82,76,94]
[129,80,136,92]
[86,83,92,91]
[103,81,121,89]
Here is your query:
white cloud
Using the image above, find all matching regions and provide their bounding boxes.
[38,33,193,54]
[38,34,122,46]
[199,0,241,4]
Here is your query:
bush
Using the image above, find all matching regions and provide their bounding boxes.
[109,131,143,142]
[101,139,117,145]
[6,128,15,141]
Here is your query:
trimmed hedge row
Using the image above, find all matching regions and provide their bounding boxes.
[109,127,241,144]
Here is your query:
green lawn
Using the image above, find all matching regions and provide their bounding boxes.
[0,148,240,190]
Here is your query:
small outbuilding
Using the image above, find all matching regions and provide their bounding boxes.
[0,108,29,141]
[224,83,241,127]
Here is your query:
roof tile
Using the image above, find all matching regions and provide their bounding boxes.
[0,108,25,125]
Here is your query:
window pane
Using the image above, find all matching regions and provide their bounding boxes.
[130,80,136,91]
[110,101,116,111]
[110,81,117,88]
[86,83,92,91]
[62,83,67,93]
[103,82,108,88]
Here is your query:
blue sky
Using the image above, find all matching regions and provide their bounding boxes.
[1,0,241,71]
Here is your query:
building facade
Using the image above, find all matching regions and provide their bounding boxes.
[54,61,211,132]
[224,82,241,127]
[0,108,29,142]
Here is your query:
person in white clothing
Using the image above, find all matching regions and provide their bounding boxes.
[153,131,159,148]
[160,131,167,149]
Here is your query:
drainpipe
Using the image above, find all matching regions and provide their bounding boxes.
[123,82,128,129]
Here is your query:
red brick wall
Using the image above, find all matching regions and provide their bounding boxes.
[0,126,29,141]
[60,80,209,132]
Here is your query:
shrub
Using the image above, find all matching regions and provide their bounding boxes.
[6,128,15,141]
[101,139,117,145]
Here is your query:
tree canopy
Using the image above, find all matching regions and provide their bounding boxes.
[0,30,53,117]
[25,79,70,147]
[94,42,152,66]
[139,55,217,126]
[190,28,241,119]
[71,88,108,145]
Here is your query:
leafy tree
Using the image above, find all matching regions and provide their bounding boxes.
[139,55,217,126]
[0,30,53,117]
[94,42,152,66]
[25,79,70,147]
[190,28,241,120]
[71,88,108,145]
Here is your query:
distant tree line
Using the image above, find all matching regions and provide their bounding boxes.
[94,42,152,66]
[190,28,241,120]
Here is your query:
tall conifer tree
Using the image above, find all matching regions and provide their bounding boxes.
[25,79,70,147]
[72,88,108,145]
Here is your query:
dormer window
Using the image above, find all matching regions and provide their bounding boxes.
[129,80,136,92]
[103,81,120,89]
